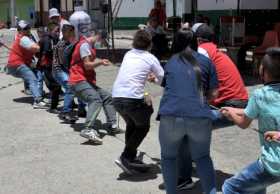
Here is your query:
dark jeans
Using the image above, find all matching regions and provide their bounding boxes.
[113,98,153,160]
[71,81,116,128]
[217,99,248,109]
[43,67,61,109]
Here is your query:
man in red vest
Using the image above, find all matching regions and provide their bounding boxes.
[6,20,46,109]
[194,23,248,108]
[69,7,120,144]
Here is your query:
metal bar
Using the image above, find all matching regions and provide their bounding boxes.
[10,0,15,27]
[108,0,115,50]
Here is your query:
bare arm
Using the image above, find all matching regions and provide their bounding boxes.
[83,56,111,71]
[29,43,40,53]
[221,107,252,129]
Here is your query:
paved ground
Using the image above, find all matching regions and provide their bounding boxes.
[0,29,280,194]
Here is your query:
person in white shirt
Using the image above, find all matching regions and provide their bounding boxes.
[112,30,164,175]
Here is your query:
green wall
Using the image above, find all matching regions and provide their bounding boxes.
[15,0,34,21]
[0,0,34,24]
[113,10,237,30]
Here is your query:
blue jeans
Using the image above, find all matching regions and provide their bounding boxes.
[34,69,44,97]
[159,116,216,194]
[7,65,42,103]
[53,70,74,113]
[223,160,280,194]
[53,70,85,113]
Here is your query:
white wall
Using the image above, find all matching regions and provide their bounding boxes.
[198,0,237,11]
[117,0,154,17]
[198,0,278,10]
[240,0,278,9]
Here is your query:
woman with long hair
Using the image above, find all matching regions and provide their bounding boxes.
[158,28,218,194]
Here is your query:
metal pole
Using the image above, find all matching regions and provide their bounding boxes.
[10,0,15,27]
[173,0,177,17]
[108,0,115,50]
[237,0,240,15]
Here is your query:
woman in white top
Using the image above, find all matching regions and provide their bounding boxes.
[112,30,164,175]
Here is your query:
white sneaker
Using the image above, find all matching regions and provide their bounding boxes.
[80,129,103,144]
[33,101,47,109]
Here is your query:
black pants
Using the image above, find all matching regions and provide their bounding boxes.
[43,67,61,109]
[217,99,248,109]
[113,98,153,161]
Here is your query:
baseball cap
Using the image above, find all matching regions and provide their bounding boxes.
[195,23,214,41]
[191,23,204,33]
[17,20,31,31]
[49,8,60,18]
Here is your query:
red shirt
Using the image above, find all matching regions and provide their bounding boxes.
[149,8,166,27]
[7,34,34,67]
[199,42,248,105]
[69,36,96,85]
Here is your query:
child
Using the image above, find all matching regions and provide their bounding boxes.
[38,22,61,113]
[112,30,164,174]
[221,47,280,194]
[52,24,82,123]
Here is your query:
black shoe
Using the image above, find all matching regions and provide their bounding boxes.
[78,108,87,118]
[48,108,60,114]
[108,123,124,135]
[115,156,135,175]
[60,112,78,123]
[129,158,151,173]
[177,179,195,191]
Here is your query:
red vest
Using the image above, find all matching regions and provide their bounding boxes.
[69,36,96,85]
[199,42,248,105]
[7,34,34,67]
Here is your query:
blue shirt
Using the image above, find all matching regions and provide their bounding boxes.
[244,83,280,176]
[159,52,218,119]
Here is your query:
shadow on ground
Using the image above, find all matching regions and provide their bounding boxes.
[117,163,161,182]
[158,169,233,193]
[13,96,33,104]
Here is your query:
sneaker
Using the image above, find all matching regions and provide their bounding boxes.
[78,108,87,118]
[177,179,195,191]
[48,108,60,114]
[33,101,48,109]
[115,156,134,175]
[80,129,103,144]
[108,123,124,135]
[60,112,78,123]
[129,158,151,173]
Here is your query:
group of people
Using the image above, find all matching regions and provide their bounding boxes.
[4,5,280,194]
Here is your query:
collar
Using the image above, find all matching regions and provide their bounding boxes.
[264,81,280,86]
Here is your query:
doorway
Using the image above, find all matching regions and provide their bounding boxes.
[49,0,61,10]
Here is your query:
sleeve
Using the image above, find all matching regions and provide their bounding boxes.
[208,61,219,90]
[244,93,259,119]
[151,56,164,85]
[80,42,92,59]
[41,37,51,55]
[19,36,35,49]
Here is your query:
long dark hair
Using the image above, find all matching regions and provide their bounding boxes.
[172,29,203,99]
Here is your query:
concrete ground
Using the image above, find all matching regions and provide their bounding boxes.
[0,29,280,194]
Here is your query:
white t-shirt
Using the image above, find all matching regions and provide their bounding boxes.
[112,49,164,99]
[20,36,35,49]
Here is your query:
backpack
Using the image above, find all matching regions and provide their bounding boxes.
[63,42,78,71]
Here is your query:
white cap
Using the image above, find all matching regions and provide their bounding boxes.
[18,20,30,30]
[191,23,204,33]
[49,8,60,18]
